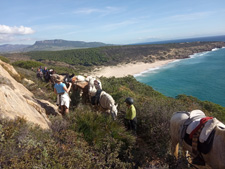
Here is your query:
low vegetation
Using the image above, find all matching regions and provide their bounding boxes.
[1,70,225,168]
[0,55,10,63]
[1,42,225,168]
[12,60,43,69]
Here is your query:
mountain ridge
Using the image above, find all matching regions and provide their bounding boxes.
[0,39,112,53]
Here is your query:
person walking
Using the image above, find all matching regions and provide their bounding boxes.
[124,97,137,134]
[54,75,72,116]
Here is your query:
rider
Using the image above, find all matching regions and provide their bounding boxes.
[124,97,137,134]
[42,66,48,76]
[42,67,49,82]
[54,75,72,116]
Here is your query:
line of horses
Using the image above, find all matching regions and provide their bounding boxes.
[38,71,225,168]
[50,73,118,119]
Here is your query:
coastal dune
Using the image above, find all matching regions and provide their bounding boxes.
[92,59,175,78]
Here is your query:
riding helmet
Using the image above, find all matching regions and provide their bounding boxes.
[124,97,134,105]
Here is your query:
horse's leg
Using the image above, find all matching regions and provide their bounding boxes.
[171,141,179,159]
[79,88,83,97]
[184,150,192,165]
[174,143,179,159]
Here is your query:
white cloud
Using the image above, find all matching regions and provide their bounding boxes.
[0,25,35,35]
[0,25,35,44]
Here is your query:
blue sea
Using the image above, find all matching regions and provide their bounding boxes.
[135,47,225,107]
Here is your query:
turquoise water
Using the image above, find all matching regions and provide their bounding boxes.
[135,47,225,107]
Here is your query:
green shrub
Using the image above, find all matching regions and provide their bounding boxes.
[12,60,43,69]
[0,55,10,63]
[1,75,224,168]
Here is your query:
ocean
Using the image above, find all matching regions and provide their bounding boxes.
[135,47,225,107]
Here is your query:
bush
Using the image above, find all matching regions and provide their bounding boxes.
[0,55,10,63]
[1,75,224,168]
[12,60,43,69]
[0,106,136,168]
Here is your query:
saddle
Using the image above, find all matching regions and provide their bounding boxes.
[184,117,215,154]
[179,110,216,155]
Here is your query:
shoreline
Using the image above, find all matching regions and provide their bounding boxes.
[90,47,225,78]
[91,59,176,78]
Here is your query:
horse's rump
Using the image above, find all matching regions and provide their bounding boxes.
[99,91,115,110]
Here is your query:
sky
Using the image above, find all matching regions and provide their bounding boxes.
[1,0,225,45]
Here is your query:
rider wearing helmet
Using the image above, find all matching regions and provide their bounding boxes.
[124,97,137,134]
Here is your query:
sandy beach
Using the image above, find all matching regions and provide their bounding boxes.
[91,59,175,78]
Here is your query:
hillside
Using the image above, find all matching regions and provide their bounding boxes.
[5,41,224,67]
[1,54,225,168]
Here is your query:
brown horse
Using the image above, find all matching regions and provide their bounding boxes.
[71,75,102,102]
[71,75,89,103]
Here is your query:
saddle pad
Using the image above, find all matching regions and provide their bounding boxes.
[75,81,88,89]
[199,118,225,143]
[186,119,201,134]
[76,75,86,82]
[190,110,205,118]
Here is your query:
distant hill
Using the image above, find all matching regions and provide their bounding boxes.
[8,41,224,67]
[132,35,225,45]
[0,39,112,53]
[24,39,112,51]
[0,44,30,53]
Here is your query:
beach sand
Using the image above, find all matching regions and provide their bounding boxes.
[91,59,175,78]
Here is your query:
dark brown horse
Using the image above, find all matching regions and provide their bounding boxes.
[71,75,89,103]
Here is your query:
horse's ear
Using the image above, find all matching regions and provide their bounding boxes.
[115,104,118,108]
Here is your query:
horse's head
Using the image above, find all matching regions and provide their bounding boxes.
[110,103,118,120]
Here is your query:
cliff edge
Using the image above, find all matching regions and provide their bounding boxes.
[0,60,58,129]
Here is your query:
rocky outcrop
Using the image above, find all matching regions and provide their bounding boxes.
[0,60,59,129]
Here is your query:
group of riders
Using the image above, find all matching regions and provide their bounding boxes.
[35,66,137,134]
[36,66,55,82]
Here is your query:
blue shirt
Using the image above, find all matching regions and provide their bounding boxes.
[54,83,66,94]
[43,69,48,74]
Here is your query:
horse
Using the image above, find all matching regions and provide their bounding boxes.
[71,75,117,119]
[96,90,118,120]
[71,75,102,103]
[71,75,90,103]
[170,110,225,169]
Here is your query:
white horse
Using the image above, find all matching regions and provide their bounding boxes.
[170,110,225,169]
[71,76,117,119]
[86,77,117,119]
[87,76,102,97]
[97,91,118,120]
